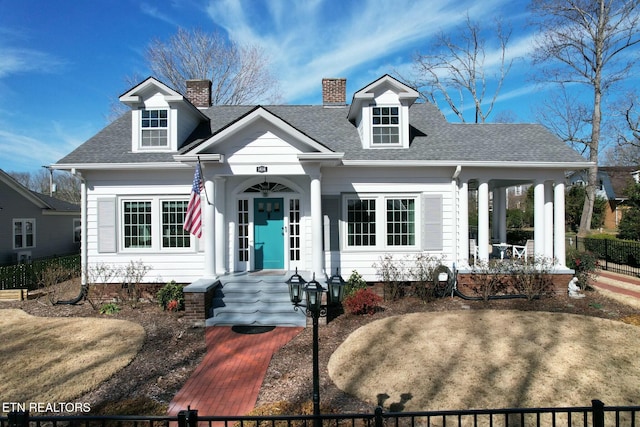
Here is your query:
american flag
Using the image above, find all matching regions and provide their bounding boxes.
[183,164,203,238]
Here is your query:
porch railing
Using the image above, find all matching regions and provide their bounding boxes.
[2,400,639,427]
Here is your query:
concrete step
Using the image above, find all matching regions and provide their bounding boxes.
[208,273,307,327]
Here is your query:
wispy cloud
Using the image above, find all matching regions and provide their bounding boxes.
[0,27,66,78]
[205,0,512,103]
[140,2,180,27]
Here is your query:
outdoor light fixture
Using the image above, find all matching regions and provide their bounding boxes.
[286,270,332,427]
[327,268,346,304]
[286,267,306,305]
[259,177,270,197]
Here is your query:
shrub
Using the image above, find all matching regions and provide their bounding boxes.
[344,289,383,315]
[410,254,447,301]
[344,270,367,298]
[99,302,120,315]
[566,249,599,289]
[469,260,511,301]
[157,281,185,311]
[511,256,555,300]
[373,254,408,301]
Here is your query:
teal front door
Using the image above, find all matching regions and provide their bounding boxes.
[254,198,284,270]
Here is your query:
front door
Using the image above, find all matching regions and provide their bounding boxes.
[254,198,284,270]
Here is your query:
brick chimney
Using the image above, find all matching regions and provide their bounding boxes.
[186,79,212,108]
[322,78,346,106]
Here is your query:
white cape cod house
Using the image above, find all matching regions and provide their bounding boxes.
[54,74,591,287]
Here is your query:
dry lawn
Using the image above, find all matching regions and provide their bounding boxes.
[328,310,640,411]
[0,309,145,406]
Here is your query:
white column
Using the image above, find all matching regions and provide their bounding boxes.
[310,172,324,278]
[495,187,507,243]
[80,178,88,286]
[477,179,490,262]
[554,181,566,266]
[491,189,500,242]
[458,180,469,266]
[214,177,226,275]
[533,180,545,258]
[544,181,554,259]
[204,178,215,278]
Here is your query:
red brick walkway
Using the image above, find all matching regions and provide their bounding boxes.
[593,270,640,299]
[168,326,303,416]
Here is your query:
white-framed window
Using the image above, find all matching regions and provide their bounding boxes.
[346,198,377,247]
[372,106,400,145]
[238,199,249,261]
[162,200,190,248]
[289,198,301,260]
[386,198,415,246]
[123,201,152,248]
[13,219,35,249]
[141,109,168,147]
[119,197,192,251]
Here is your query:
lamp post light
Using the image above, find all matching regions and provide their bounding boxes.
[286,269,345,427]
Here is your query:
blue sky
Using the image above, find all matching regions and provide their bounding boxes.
[0,0,565,174]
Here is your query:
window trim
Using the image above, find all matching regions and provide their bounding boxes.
[13,218,35,249]
[342,194,420,251]
[119,197,194,253]
[139,108,169,149]
[370,105,401,146]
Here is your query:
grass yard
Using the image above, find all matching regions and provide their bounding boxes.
[328,310,640,411]
[0,309,145,408]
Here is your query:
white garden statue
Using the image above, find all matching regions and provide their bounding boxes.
[568,277,585,299]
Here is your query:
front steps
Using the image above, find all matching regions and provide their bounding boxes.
[206,271,307,327]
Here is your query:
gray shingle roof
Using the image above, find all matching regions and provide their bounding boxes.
[57,102,587,166]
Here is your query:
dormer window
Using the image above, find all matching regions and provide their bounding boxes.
[372,106,400,145]
[141,109,168,147]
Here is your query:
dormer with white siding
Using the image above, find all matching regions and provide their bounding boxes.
[119,77,209,153]
[347,74,419,150]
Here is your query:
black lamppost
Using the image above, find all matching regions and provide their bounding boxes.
[287,269,344,427]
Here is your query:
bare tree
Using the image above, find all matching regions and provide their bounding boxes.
[8,170,80,205]
[145,28,281,105]
[408,15,513,123]
[530,0,640,236]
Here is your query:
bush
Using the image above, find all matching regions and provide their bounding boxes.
[511,257,555,300]
[344,289,383,315]
[566,249,599,289]
[157,281,185,311]
[344,270,367,298]
[469,260,511,301]
[99,302,120,315]
[373,254,408,301]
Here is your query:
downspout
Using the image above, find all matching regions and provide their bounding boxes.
[56,169,88,305]
[451,166,462,267]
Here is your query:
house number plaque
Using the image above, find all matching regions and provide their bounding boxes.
[256,166,268,173]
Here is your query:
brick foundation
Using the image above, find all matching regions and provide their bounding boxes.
[182,279,220,327]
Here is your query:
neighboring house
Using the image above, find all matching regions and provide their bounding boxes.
[567,166,638,229]
[0,170,80,265]
[54,75,591,284]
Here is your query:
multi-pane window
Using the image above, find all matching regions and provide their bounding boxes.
[141,109,168,147]
[238,200,249,261]
[162,201,190,248]
[386,199,415,246]
[13,219,35,249]
[346,199,376,246]
[289,199,301,261]
[372,106,399,144]
[123,201,152,248]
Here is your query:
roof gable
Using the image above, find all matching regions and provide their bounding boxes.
[348,74,419,121]
[181,106,336,158]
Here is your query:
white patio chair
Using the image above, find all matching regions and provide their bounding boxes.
[470,239,478,265]
[512,244,527,261]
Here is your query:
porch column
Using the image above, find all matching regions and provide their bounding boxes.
[493,187,507,243]
[214,177,226,275]
[533,180,545,258]
[458,180,469,266]
[554,181,566,266]
[204,178,215,278]
[310,172,324,278]
[544,181,554,259]
[477,179,490,262]
[80,177,88,286]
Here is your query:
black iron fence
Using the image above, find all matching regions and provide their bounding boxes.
[568,237,640,278]
[0,253,80,291]
[1,401,639,427]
